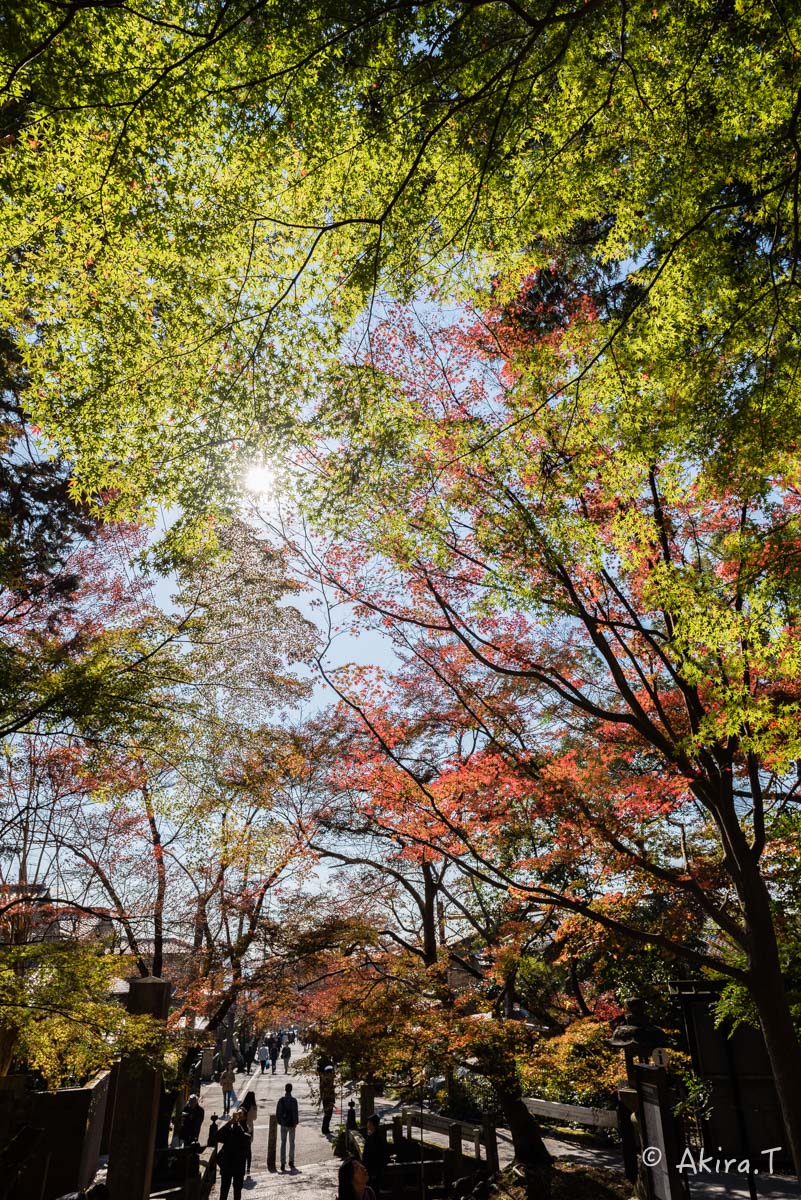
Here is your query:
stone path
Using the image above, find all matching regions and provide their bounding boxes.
[200,1062,341,1198]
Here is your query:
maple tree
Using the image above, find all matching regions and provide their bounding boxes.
[2,2,800,524]
[301,722,566,1192]
[298,685,715,1196]
[299,281,801,1177]
[0,399,187,740]
[0,488,323,1075]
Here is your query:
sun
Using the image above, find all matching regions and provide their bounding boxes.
[244,461,276,495]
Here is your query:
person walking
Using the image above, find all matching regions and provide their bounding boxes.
[217,1110,251,1200]
[320,1063,336,1136]
[220,1062,237,1115]
[257,1041,269,1074]
[276,1081,299,1171]
[269,1037,279,1076]
[176,1093,205,1146]
[281,1040,291,1073]
[243,1039,255,1075]
[238,1090,258,1175]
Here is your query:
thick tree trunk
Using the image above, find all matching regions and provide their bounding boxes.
[743,868,801,1181]
[494,1086,552,1200]
[0,1027,17,1076]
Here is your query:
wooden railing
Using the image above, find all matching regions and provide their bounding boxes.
[399,1107,500,1172]
[523,1096,617,1130]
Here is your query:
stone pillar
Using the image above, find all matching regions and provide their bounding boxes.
[481,1114,499,1174]
[359,1083,376,1128]
[447,1122,463,1183]
[200,1046,215,1081]
[106,977,171,1200]
[267,1114,277,1171]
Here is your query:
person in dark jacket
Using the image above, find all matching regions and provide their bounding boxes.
[239,1090,257,1174]
[177,1093,205,1146]
[362,1115,389,1194]
[216,1109,251,1200]
[243,1039,255,1075]
[276,1081,300,1170]
[320,1064,336,1136]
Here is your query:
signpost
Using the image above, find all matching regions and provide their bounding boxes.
[634,1064,689,1200]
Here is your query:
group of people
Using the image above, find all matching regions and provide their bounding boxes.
[211,1081,301,1199]
[176,1042,389,1200]
[176,1074,300,1199]
[215,1036,291,1115]
[257,1033,293,1075]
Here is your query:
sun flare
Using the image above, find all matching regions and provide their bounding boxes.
[244,461,276,495]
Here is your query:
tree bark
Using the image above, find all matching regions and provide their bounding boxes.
[742,865,801,1180]
[421,862,439,966]
[143,782,165,979]
[494,1086,552,1200]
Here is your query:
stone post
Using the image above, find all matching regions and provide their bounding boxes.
[481,1114,499,1174]
[106,977,170,1200]
[267,1114,277,1171]
[447,1122,463,1183]
[359,1083,376,1129]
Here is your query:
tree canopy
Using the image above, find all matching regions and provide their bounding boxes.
[2,0,800,525]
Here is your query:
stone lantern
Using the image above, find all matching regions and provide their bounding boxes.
[608,996,671,1192]
[608,996,669,1086]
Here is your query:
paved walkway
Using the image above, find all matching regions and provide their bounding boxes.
[197,1071,800,1200]
[200,1063,341,1198]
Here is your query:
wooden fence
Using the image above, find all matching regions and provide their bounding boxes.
[399,1107,500,1172]
[523,1096,617,1130]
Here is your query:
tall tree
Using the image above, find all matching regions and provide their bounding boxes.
[303,288,801,1176]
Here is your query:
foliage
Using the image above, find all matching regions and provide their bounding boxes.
[0,942,162,1088]
[309,284,801,969]
[519,1019,624,1110]
[0,406,188,740]
[551,904,704,1031]
[670,1055,714,1129]
[2,1,801,522]
[301,268,801,1161]
[0,394,94,594]
[0,480,323,1061]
